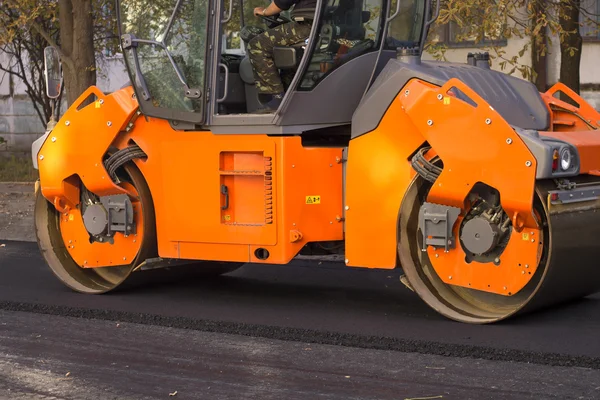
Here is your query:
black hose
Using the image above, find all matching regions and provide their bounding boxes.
[411,146,441,183]
[104,145,147,182]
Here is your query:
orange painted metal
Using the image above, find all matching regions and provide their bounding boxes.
[112,116,344,265]
[537,82,600,174]
[38,86,139,210]
[345,77,541,294]
[42,76,564,293]
[413,79,539,226]
[344,80,431,269]
[540,130,600,173]
[412,79,541,295]
[541,82,600,132]
[40,86,343,268]
[59,182,144,268]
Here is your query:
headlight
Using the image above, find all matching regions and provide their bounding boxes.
[560,148,572,171]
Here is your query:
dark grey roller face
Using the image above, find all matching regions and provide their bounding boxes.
[460,217,502,255]
[83,204,109,236]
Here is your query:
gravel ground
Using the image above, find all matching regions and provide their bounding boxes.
[0,183,35,243]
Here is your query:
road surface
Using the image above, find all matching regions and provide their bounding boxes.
[1,240,600,399]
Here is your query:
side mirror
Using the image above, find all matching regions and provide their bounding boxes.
[44,46,62,99]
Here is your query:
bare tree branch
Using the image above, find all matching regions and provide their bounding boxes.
[30,21,74,69]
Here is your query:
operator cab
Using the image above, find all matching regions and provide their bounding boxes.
[117,0,430,133]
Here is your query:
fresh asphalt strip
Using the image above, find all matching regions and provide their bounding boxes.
[1,240,599,370]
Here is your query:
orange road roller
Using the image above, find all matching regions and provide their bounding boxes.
[32,0,600,323]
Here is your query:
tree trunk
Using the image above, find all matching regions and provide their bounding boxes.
[559,0,582,103]
[531,1,548,92]
[59,0,96,106]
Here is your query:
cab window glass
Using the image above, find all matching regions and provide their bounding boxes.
[385,0,425,49]
[298,0,385,90]
[120,0,208,111]
[222,0,275,54]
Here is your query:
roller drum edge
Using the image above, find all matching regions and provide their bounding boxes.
[517,179,600,315]
[399,174,600,324]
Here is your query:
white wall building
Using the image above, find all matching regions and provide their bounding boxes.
[1,2,599,153]
[0,52,129,154]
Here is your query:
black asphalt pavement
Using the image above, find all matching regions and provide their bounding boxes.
[2,310,600,400]
[1,240,600,398]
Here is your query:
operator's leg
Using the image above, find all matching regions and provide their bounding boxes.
[248,21,311,112]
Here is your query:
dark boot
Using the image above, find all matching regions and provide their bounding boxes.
[255,93,283,114]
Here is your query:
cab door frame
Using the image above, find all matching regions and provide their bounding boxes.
[204,0,326,132]
[117,0,214,126]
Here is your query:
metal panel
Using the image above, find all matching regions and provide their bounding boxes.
[278,51,395,126]
[209,51,395,132]
[210,122,342,134]
[116,0,212,126]
[31,131,50,169]
[211,113,276,127]
[514,127,580,179]
[351,58,551,139]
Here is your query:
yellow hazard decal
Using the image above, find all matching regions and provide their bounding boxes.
[522,232,529,241]
[95,100,102,108]
[443,97,451,105]
[306,196,321,204]
[223,214,231,221]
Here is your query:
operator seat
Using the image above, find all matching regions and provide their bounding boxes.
[238,0,373,113]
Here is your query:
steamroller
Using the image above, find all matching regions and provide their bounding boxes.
[32,0,600,323]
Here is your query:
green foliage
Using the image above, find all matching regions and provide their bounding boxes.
[425,0,599,82]
[0,1,58,46]
[0,155,39,182]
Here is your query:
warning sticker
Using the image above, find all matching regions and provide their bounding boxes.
[443,97,451,105]
[306,196,321,204]
[522,232,529,241]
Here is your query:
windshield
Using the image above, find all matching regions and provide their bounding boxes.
[298,0,423,91]
[118,0,209,113]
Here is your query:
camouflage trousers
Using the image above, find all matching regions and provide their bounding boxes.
[247,21,312,94]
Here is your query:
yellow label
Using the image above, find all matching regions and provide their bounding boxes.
[223,215,231,221]
[443,97,451,105]
[95,100,102,108]
[306,196,321,204]
[69,214,75,221]
[522,233,529,241]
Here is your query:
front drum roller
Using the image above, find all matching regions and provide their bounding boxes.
[35,162,243,294]
[35,162,158,294]
[399,174,600,324]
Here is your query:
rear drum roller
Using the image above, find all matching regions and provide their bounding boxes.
[35,162,157,294]
[399,173,600,324]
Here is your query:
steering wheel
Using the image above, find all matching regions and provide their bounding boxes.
[260,13,293,25]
